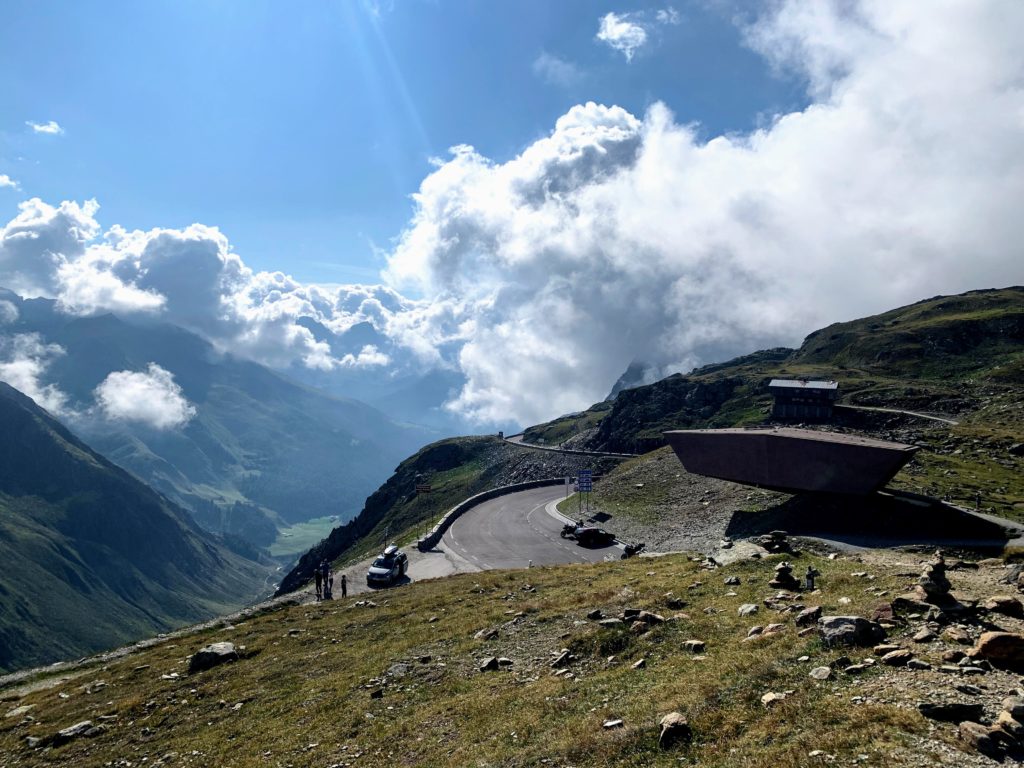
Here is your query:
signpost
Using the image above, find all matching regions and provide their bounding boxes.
[577,469,593,517]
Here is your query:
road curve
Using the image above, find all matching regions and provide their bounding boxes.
[443,485,620,569]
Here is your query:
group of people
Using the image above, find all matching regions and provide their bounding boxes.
[314,560,347,601]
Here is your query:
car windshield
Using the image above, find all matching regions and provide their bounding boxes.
[372,556,394,568]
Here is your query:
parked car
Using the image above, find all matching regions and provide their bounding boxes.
[574,527,615,547]
[366,544,408,586]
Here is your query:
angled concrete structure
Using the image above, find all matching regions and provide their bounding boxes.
[664,427,918,495]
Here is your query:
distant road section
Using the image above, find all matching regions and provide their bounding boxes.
[504,433,637,458]
[443,485,620,569]
[834,404,960,426]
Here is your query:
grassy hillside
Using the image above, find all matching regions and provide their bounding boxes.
[5,549,1017,767]
[0,382,271,674]
[531,287,1024,521]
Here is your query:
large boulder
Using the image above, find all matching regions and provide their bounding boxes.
[188,642,239,674]
[968,632,1024,671]
[818,616,886,647]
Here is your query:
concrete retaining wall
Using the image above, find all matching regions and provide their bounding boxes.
[417,478,567,550]
[504,434,637,459]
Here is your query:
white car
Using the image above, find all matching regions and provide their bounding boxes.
[366,544,408,586]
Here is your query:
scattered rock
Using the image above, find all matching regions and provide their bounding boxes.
[603,718,624,730]
[942,649,966,663]
[818,616,886,647]
[479,657,500,672]
[796,606,822,626]
[881,649,913,666]
[912,628,937,643]
[955,683,984,696]
[474,628,498,641]
[5,705,33,719]
[632,658,647,670]
[873,644,902,655]
[984,596,1024,618]
[968,631,1024,670]
[959,721,1001,758]
[586,609,604,620]
[53,721,98,745]
[994,711,1024,741]
[738,604,759,617]
[761,692,787,708]
[683,640,706,653]
[1003,697,1024,721]
[942,626,972,645]
[551,651,571,668]
[906,659,932,670]
[918,702,985,723]
[809,666,832,681]
[598,618,624,627]
[497,657,514,667]
[658,712,693,750]
[188,642,239,674]
[723,576,740,586]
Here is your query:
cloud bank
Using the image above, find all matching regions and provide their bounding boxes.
[94,363,196,429]
[1,1,1023,428]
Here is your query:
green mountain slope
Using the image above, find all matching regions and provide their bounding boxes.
[0,382,271,674]
[0,290,436,551]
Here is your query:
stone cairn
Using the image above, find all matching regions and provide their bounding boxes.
[769,561,801,591]
[917,551,952,601]
[757,530,791,554]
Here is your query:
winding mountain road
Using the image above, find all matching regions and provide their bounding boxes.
[443,485,620,569]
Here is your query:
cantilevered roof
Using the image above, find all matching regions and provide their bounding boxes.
[768,379,838,390]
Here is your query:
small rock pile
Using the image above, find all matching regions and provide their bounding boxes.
[756,530,791,553]
[769,561,801,591]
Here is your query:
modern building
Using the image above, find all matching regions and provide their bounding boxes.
[769,379,839,421]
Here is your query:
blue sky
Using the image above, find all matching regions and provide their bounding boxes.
[1,2,1021,428]
[0,0,805,284]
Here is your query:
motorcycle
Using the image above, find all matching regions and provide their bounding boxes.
[621,541,646,559]
[560,522,580,539]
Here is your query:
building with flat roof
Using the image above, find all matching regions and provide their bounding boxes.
[769,379,839,421]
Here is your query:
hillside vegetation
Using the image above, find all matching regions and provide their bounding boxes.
[5,549,1023,766]
[0,383,271,674]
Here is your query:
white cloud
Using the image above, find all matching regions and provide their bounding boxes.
[0,175,19,191]
[94,363,196,430]
[656,7,680,25]
[1,1,1023,429]
[339,344,390,368]
[596,12,648,61]
[0,333,69,414]
[26,120,64,135]
[533,52,583,88]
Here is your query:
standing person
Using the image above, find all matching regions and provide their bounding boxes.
[325,567,334,600]
[314,566,322,601]
[340,573,347,598]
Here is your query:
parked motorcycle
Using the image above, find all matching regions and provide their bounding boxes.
[560,522,580,539]
[621,541,646,559]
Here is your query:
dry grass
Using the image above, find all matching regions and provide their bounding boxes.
[0,554,953,767]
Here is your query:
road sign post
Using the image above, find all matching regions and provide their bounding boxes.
[578,469,593,518]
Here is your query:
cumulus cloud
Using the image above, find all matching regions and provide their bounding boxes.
[533,52,583,87]
[0,333,69,414]
[1,1,1023,429]
[596,12,648,61]
[0,301,17,324]
[384,1,1024,424]
[26,120,64,135]
[0,175,19,190]
[94,363,196,429]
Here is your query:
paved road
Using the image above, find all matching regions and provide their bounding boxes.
[443,485,621,569]
[834,403,960,425]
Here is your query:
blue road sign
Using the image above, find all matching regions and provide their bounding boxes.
[578,469,593,493]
